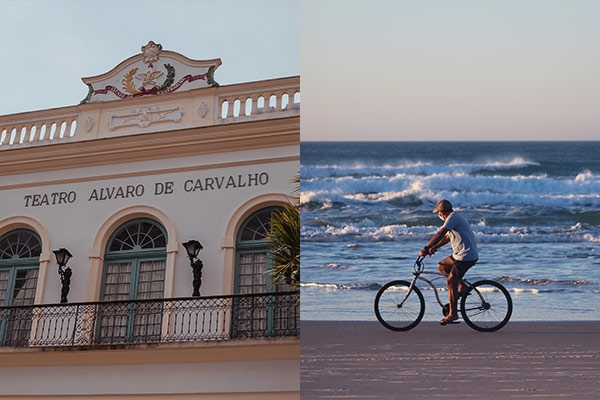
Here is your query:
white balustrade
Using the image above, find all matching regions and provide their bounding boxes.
[0,113,78,148]
[216,82,300,122]
[0,77,299,150]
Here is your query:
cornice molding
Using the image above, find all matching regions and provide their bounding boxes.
[0,339,299,366]
[0,116,299,177]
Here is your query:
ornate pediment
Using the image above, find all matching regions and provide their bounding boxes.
[80,41,221,104]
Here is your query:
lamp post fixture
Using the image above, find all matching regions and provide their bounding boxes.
[53,248,73,303]
[182,240,204,297]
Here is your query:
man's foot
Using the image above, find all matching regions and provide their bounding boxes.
[439,316,460,325]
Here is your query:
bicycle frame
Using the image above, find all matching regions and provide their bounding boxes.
[409,270,476,307]
[403,256,475,310]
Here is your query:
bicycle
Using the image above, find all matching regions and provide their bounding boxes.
[374,256,512,332]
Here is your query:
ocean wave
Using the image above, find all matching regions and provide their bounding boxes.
[300,282,382,291]
[303,172,600,195]
[301,276,598,293]
[321,263,353,270]
[300,156,541,178]
[300,171,600,214]
[575,169,595,182]
[299,284,583,295]
[494,276,594,286]
[301,220,600,244]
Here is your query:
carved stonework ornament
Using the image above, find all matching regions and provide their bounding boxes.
[142,41,162,64]
[84,117,95,132]
[108,106,183,131]
[198,102,208,118]
[81,41,221,104]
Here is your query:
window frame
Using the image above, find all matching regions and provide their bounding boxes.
[97,218,167,344]
[0,229,41,346]
[233,207,287,338]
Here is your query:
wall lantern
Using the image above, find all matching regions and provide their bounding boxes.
[182,240,204,297]
[53,248,73,303]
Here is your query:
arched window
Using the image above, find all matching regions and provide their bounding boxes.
[0,229,41,346]
[97,219,166,344]
[234,207,291,338]
[235,206,286,295]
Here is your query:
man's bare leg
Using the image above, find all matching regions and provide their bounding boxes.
[438,257,460,323]
[446,265,461,319]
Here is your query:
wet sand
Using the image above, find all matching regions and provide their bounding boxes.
[301,321,600,399]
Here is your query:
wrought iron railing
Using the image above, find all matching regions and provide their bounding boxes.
[0,291,299,348]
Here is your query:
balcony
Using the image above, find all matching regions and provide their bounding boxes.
[0,76,300,150]
[0,291,299,348]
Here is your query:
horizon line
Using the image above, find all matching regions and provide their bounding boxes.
[300,139,600,143]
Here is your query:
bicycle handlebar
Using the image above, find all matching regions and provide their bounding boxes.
[414,256,425,273]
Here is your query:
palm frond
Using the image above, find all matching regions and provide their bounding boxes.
[267,174,300,289]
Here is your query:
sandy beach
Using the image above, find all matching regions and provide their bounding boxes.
[301,321,600,399]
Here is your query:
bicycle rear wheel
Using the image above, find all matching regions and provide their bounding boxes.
[461,280,512,332]
[374,280,425,331]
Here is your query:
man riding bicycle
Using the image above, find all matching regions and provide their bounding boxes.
[420,199,479,325]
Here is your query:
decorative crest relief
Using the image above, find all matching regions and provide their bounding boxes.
[81,41,221,104]
[108,106,183,131]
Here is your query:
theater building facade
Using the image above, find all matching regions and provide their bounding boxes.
[0,41,299,399]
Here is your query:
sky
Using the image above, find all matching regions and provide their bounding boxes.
[2,1,599,142]
[0,0,299,115]
[301,1,600,141]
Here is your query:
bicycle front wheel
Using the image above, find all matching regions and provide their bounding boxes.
[461,280,512,332]
[374,280,425,331]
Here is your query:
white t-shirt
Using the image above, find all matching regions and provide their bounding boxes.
[441,212,479,261]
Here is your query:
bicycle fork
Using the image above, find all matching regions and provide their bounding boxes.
[395,276,418,309]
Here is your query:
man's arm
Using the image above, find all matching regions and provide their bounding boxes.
[420,228,449,256]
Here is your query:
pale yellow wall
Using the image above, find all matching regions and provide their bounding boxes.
[0,76,300,399]
[0,340,299,397]
[0,108,298,302]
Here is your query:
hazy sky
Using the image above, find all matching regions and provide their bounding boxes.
[3,1,599,142]
[301,1,600,141]
[0,0,299,115]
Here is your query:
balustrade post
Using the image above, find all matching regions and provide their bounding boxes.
[227,98,235,118]
[251,96,259,115]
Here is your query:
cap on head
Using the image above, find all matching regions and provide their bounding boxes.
[433,199,453,214]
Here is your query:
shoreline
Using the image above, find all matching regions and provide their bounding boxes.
[301,320,600,399]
